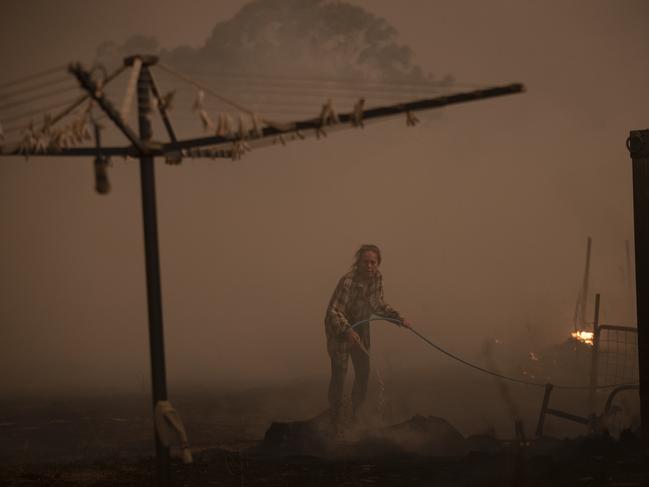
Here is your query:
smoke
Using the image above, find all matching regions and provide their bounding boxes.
[96,0,431,81]
[482,340,521,426]
[2,1,644,446]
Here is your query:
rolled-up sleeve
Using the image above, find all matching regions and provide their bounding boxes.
[371,275,403,324]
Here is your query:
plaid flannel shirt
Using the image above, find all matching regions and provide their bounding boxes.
[324,270,403,356]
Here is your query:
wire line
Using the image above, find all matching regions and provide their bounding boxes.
[0,85,80,112]
[0,76,72,101]
[156,63,259,118]
[1,97,83,125]
[2,64,128,136]
[0,65,67,90]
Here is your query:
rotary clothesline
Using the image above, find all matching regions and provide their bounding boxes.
[0,60,495,153]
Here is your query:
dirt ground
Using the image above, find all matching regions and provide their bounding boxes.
[2,434,648,486]
[1,373,646,486]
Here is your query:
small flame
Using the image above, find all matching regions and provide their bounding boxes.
[571,330,594,346]
[528,352,539,361]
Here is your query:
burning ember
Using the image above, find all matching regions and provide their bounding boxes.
[570,330,594,346]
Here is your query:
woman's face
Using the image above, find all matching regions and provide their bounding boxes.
[358,250,379,278]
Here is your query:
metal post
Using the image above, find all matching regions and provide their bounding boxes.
[589,293,601,414]
[129,55,170,486]
[627,129,649,446]
[535,383,553,437]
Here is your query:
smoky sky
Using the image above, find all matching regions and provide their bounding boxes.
[97,0,429,81]
[1,0,648,403]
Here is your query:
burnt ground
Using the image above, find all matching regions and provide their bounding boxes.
[2,434,649,486]
[1,376,647,486]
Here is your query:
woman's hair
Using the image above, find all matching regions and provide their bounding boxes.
[352,244,382,271]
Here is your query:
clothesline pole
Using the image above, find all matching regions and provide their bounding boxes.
[128,54,171,487]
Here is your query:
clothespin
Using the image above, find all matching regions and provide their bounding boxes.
[19,122,37,158]
[406,110,419,127]
[193,90,214,132]
[34,134,48,153]
[49,128,62,150]
[159,90,175,112]
[352,98,365,128]
[231,142,243,161]
[319,99,339,126]
[231,139,251,161]
[199,110,214,132]
[82,120,92,142]
[317,99,339,139]
[55,127,73,149]
[18,136,32,159]
[40,113,53,136]
[250,114,264,138]
[216,113,233,137]
[273,135,286,146]
[71,119,87,143]
[192,90,205,112]
[237,114,247,140]
[65,129,75,147]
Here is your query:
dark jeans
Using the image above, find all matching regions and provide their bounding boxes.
[328,345,370,419]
